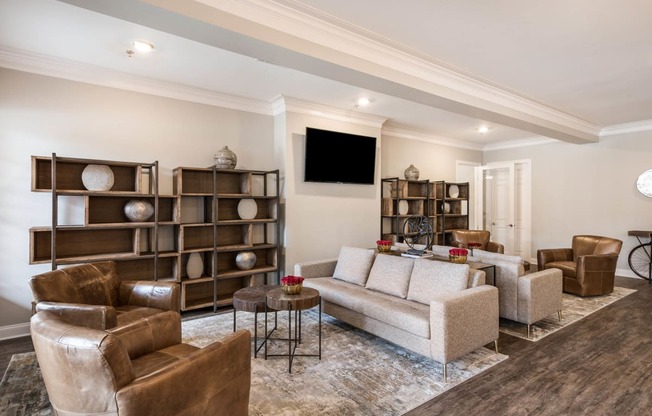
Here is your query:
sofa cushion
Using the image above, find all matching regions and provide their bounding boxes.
[365,254,414,298]
[304,277,430,338]
[407,259,469,305]
[332,246,375,286]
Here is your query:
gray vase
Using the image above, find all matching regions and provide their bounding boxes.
[124,199,154,222]
[235,251,256,270]
[404,164,420,180]
[214,146,237,169]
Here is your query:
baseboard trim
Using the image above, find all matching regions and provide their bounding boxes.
[0,322,30,341]
[616,268,646,280]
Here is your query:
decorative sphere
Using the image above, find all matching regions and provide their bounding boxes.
[124,199,154,222]
[235,251,256,270]
[81,164,114,191]
[214,146,237,169]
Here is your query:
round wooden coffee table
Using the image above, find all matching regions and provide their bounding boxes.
[232,285,279,358]
[265,287,321,373]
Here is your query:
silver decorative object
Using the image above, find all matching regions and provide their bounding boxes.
[81,164,114,191]
[124,199,154,222]
[404,164,420,180]
[214,146,237,169]
[235,251,256,270]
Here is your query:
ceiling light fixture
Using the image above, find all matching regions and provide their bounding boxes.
[357,97,371,107]
[477,126,490,134]
[132,40,155,53]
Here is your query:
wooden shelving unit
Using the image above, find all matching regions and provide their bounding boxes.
[30,155,280,313]
[380,177,470,247]
[173,167,280,312]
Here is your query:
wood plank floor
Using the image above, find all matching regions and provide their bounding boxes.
[2,276,650,415]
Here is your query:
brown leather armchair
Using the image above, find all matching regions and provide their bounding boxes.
[31,310,251,416]
[29,261,179,329]
[537,235,623,296]
[450,230,505,254]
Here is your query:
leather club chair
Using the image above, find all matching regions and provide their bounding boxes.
[29,261,180,329]
[31,310,251,416]
[451,230,505,254]
[537,235,623,296]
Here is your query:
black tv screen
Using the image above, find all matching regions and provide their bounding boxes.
[304,127,377,185]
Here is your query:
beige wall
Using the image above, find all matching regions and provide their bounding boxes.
[484,132,652,276]
[0,68,274,330]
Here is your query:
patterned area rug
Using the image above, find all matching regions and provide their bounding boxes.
[0,311,507,416]
[499,286,636,341]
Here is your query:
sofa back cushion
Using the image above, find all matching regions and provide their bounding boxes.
[407,259,470,305]
[474,249,523,265]
[365,254,414,298]
[332,246,375,286]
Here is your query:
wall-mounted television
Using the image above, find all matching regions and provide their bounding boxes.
[304,127,377,185]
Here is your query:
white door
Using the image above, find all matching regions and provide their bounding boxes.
[474,160,531,260]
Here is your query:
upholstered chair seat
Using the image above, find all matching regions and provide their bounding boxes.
[537,235,623,296]
[29,261,179,329]
[31,310,251,416]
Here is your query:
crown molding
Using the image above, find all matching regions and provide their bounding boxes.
[483,136,558,151]
[382,125,483,151]
[0,46,273,116]
[271,95,387,128]
[600,119,652,137]
[195,0,600,137]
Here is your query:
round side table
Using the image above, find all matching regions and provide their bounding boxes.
[265,287,321,373]
[232,285,279,358]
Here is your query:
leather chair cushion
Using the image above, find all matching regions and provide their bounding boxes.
[130,343,199,379]
[545,261,577,278]
[115,306,170,327]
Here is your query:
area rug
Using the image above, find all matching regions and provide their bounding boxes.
[499,286,636,341]
[0,311,508,416]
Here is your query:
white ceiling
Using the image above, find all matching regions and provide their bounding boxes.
[1,0,651,149]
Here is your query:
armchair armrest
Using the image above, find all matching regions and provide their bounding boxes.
[116,329,251,416]
[537,248,573,270]
[294,258,338,278]
[487,241,505,254]
[516,269,562,324]
[35,301,117,329]
[109,311,182,359]
[429,285,499,364]
[119,281,180,312]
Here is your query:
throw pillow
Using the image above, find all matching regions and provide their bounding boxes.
[407,259,469,305]
[365,254,414,298]
[332,246,376,286]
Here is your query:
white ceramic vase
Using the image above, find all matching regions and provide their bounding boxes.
[186,253,203,279]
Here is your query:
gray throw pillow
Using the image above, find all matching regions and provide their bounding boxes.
[407,259,469,305]
[365,254,414,298]
[332,246,375,286]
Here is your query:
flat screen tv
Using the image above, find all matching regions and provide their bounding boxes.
[304,127,377,185]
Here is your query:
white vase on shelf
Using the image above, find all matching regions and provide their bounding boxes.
[186,253,203,279]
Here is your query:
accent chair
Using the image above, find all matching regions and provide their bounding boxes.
[451,229,505,254]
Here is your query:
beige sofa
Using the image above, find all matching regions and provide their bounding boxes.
[295,246,499,382]
[429,245,563,338]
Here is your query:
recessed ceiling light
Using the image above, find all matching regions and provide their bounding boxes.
[477,126,490,134]
[132,40,155,53]
[357,97,371,107]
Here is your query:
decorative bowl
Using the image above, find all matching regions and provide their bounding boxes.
[282,283,303,295]
[377,244,392,252]
[449,255,467,264]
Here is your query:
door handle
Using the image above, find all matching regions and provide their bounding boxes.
[508,224,514,227]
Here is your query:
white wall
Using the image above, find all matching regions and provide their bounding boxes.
[484,132,652,276]
[279,110,382,273]
[0,68,274,330]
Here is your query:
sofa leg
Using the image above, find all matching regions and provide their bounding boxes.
[494,339,499,354]
[442,363,447,383]
[527,324,531,339]
[558,310,563,322]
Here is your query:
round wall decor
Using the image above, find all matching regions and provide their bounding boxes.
[636,169,652,197]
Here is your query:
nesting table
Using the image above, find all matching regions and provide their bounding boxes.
[232,285,279,358]
[265,287,322,373]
